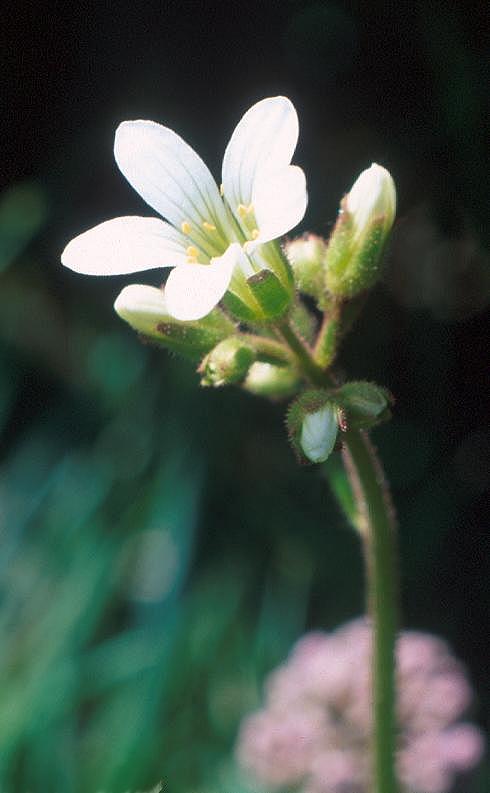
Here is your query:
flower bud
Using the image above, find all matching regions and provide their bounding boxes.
[336,380,392,429]
[114,284,235,361]
[325,163,396,298]
[290,299,318,344]
[287,391,340,464]
[199,337,255,387]
[243,362,300,400]
[284,234,327,302]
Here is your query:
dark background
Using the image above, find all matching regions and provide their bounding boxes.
[1,1,488,791]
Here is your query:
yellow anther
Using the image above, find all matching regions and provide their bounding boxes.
[251,228,259,240]
[220,183,224,196]
[186,245,199,261]
[238,203,255,218]
[202,221,216,231]
[181,220,192,235]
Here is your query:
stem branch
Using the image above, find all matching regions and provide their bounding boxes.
[241,334,295,367]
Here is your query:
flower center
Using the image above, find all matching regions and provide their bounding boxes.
[237,203,259,240]
[180,218,226,263]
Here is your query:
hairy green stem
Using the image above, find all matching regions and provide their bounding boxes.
[240,334,295,367]
[279,320,399,793]
[313,303,342,368]
[341,430,398,793]
[275,321,328,386]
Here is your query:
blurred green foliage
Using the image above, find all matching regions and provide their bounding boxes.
[1,1,488,791]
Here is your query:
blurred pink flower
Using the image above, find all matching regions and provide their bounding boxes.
[236,618,485,793]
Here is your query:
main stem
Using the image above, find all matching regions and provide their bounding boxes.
[342,429,398,793]
[277,320,398,793]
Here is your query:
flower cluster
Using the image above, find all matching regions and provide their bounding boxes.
[61,96,398,456]
[236,619,484,793]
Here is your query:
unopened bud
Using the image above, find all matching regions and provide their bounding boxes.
[114,284,235,361]
[243,362,300,400]
[287,391,340,464]
[199,337,255,387]
[336,380,393,429]
[325,163,396,298]
[285,234,327,302]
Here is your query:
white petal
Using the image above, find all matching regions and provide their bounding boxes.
[61,216,187,276]
[114,284,170,335]
[114,120,229,234]
[222,96,299,213]
[164,243,239,321]
[253,165,307,243]
[114,283,168,319]
[346,163,396,240]
[300,407,338,464]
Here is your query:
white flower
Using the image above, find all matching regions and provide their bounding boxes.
[61,97,307,321]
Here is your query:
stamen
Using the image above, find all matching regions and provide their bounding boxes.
[181,220,192,235]
[251,229,259,240]
[186,245,199,263]
[237,203,252,218]
[202,221,217,232]
[220,184,224,196]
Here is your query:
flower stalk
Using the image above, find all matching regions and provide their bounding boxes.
[276,320,399,793]
[341,430,398,793]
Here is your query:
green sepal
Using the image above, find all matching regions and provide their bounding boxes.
[290,299,318,345]
[335,380,393,429]
[325,164,396,298]
[222,290,262,323]
[263,239,295,292]
[247,269,291,319]
[114,284,235,362]
[199,337,255,387]
[325,212,387,298]
[152,312,235,361]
